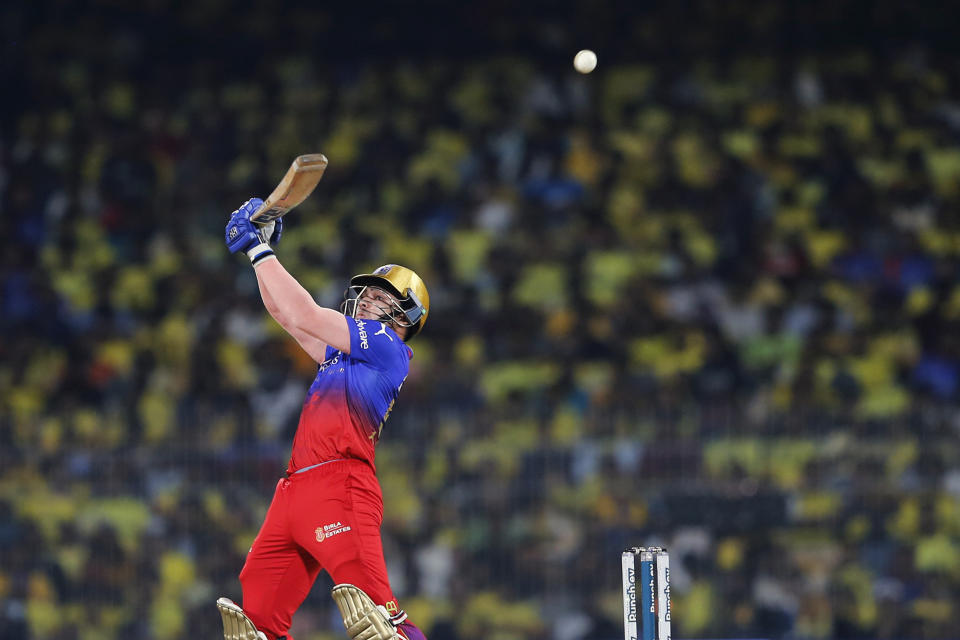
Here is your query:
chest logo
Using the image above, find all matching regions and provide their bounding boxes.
[375,323,394,342]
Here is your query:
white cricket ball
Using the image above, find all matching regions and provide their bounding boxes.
[573,49,597,74]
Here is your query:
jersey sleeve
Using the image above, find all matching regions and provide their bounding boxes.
[345,318,408,371]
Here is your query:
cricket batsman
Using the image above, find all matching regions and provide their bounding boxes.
[218,198,429,640]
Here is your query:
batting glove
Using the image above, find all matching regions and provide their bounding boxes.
[225,198,276,265]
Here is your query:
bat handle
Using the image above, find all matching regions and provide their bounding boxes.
[250,207,271,223]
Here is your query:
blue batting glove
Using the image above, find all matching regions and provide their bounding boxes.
[225,198,266,254]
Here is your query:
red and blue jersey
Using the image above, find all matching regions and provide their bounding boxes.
[287,317,412,475]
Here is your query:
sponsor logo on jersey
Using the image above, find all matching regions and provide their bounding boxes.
[375,323,393,342]
[318,353,340,372]
[316,521,352,542]
[357,319,369,349]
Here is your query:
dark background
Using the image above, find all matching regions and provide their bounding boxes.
[2,1,960,639]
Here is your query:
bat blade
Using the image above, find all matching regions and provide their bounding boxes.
[250,153,328,223]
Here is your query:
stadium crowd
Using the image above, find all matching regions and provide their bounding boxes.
[2,1,960,639]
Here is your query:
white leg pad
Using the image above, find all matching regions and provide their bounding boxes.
[217,597,268,640]
[331,584,400,640]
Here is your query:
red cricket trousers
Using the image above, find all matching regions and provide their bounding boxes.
[239,459,410,640]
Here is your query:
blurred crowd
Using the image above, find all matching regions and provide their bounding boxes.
[3,1,960,639]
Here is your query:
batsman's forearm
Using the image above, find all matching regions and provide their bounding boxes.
[254,259,316,326]
[255,273,286,324]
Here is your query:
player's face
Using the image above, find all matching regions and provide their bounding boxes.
[350,286,410,340]
[355,287,399,321]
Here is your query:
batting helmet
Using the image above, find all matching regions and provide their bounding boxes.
[342,264,430,339]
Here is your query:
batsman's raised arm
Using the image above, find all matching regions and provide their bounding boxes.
[225,198,349,361]
[254,259,350,353]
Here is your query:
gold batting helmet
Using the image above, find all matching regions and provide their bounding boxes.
[345,264,430,339]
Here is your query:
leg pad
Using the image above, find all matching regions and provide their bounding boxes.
[217,597,268,640]
[331,584,399,640]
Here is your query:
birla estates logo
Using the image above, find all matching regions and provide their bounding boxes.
[316,521,351,542]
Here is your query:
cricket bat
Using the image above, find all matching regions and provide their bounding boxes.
[249,154,328,223]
